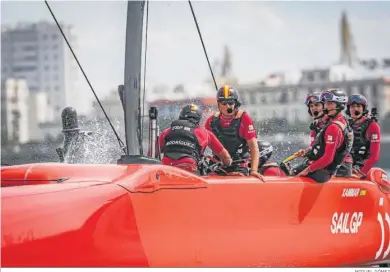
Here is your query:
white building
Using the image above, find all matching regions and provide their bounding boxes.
[92,89,125,122]
[1,78,54,144]
[236,11,390,125]
[1,78,30,144]
[1,21,78,120]
[145,82,217,104]
[238,75,390,124]
[28,91,54,141]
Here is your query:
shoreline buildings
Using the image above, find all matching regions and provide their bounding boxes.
[1,21,78,143]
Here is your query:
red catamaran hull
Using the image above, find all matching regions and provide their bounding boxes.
[1,163,390,267]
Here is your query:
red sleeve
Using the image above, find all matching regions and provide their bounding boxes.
[194,127,209,153]
[206,130,224,154]
[308,124,343,172]
[309,130,316,147]
[158,128,169,152]
[239,112,257,140]
[205,116,213,132]
[360,122,381,174]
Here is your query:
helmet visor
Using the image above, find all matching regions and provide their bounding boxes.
[321,91,348,103]
[348,95,366,106]
[218,99,235,106]
[305,94,321,106]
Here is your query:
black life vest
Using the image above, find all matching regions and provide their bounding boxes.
[163,119,202,161]
[309,118,328,138]
[210,110,249,160]
[349,118,374,167]
[309,122,322,137]
[306,117,354,175]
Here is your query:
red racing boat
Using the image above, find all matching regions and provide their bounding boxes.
[1,163,390,267]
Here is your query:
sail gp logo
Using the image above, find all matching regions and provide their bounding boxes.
[375,197,390,260]
[330,212,363,234]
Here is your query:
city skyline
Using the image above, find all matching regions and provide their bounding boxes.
[1,22,77,119]
[2,1,390,114]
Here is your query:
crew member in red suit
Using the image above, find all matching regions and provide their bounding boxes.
[205,85,264,181]
[257,140,286,176]
[294,92,328,157]
[347,94,381,178]
[156,104,232,173]
[296,89,354,183]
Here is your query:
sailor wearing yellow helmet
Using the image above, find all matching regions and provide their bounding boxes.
[205,85,264,181]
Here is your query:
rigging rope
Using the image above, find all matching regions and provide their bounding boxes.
[44,0,126,154]
[188,0,218,91]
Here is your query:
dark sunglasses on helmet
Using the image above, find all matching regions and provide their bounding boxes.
[321,92,334,101]
[305,94,321,106]
[219,100,235,106]
[321,91,347,103]
[348,95,365,105]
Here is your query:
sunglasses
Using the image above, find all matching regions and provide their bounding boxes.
[304,94,321,106]
[320,91,348,103]
[219,100,235,106]
[348,95,365,105]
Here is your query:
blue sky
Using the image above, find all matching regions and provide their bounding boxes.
[2,1,390,113]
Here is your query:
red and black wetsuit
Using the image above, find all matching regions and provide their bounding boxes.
[304,113,354,182]
[308,116,328,147]
[156,119,225,172]
[349,116,381,175]
[205,109,257,175]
